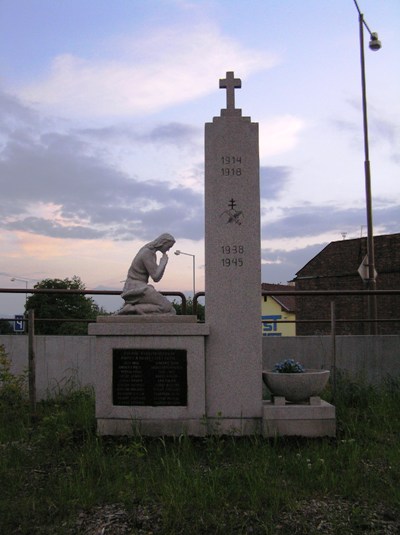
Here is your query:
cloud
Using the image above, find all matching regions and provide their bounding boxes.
[261,243,326,283]
[15,24,277,119]
[4,217,105,240]
[260,166,292,200]
[76,122,201,148]
[0,90,204,242]
[259,115,305,158]
[262,202,400,242]
[0,91,39,132]
[2,89,395,254]
[263,205,356,238]
[332,101,400,162]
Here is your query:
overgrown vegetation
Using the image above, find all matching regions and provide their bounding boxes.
[0,344,399,534]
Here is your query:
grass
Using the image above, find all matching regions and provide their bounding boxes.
[0,346,399,534]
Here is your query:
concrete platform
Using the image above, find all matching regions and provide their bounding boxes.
[96,315,198,323]
[262,398,336,437]
[88,318,207,337]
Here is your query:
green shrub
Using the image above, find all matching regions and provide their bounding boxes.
[0,344,27,409]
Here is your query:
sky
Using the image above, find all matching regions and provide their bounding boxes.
[1,0,399,315]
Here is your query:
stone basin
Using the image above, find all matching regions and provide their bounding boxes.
[262,369,330,403]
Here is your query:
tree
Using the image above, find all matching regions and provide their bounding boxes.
[25,276,100,335]
[173,297,205,321]
[0,320,13,334]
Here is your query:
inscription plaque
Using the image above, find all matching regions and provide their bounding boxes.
[112,348,187,406]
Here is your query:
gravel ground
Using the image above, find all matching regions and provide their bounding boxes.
[275,498,399,534]
[70,498,399,534]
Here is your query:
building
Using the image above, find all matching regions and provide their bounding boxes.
[261,283,296,336]
[294,233,400,335]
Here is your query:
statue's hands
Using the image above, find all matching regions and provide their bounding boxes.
[160,253,168,265]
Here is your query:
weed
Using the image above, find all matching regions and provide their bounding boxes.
[0,344,27,407]
[0,344,29,440]
[0,366,399,534]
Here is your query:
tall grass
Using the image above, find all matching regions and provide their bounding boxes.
[0,344,399,534]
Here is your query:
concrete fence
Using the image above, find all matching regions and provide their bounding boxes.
[1,334,399,400]
[262,335,400,385]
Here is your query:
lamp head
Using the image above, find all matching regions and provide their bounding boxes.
[369,32,382,51]
[174,250,181,256]
[10,277,15,281]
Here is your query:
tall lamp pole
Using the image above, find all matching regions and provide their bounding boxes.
[10,277,29,306]
[353,0,381,334]
[174,250,196,298]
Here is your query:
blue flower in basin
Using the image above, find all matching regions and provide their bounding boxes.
[273,358,305,374]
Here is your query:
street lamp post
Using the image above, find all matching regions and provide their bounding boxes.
[10,277,29,306]
[353,0,381,334]
[174,250,196,298]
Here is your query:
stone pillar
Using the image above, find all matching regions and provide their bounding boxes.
[204,71,262,433]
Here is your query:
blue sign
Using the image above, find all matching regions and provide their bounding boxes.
[14,315,25,332]
[261,314,282,337]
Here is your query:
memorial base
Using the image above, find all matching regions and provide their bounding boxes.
[204,417,262,436]
[89,316,209,436]
[262,398,336,438]
[97,417,206,437]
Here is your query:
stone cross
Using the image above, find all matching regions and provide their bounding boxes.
[219,71,241,110]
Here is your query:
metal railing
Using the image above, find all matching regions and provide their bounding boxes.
[2,287,400,327]
[0,288,187,320]
[2,287,400,328]
[1,287,399,415]
[194,289,400,324]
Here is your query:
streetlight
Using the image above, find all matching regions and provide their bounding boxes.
[174,250,196,298]
[10,277,29,306]
[353,0,381,334]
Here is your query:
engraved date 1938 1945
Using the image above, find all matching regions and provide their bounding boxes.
[221,244,244,267]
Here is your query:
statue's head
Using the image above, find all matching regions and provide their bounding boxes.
[147,233,176,252]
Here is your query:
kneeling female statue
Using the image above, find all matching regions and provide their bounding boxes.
[117,233,176,315]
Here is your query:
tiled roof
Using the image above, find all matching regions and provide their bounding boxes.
[295,233,400,279]
[261,282,296,312]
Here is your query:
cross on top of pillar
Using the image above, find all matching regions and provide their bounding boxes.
[219,71,241,115]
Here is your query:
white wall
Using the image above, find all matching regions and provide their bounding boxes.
[263,335,400,385]
[1,334,399,399]
[1,335,96,398]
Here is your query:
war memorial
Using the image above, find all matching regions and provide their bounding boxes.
[88,72,335,437]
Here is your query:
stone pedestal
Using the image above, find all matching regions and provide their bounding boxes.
[262,398,336,437]
[89,316,209,436]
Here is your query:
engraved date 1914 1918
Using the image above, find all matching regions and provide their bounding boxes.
[221,155,242,177]
[221,244,244,267]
